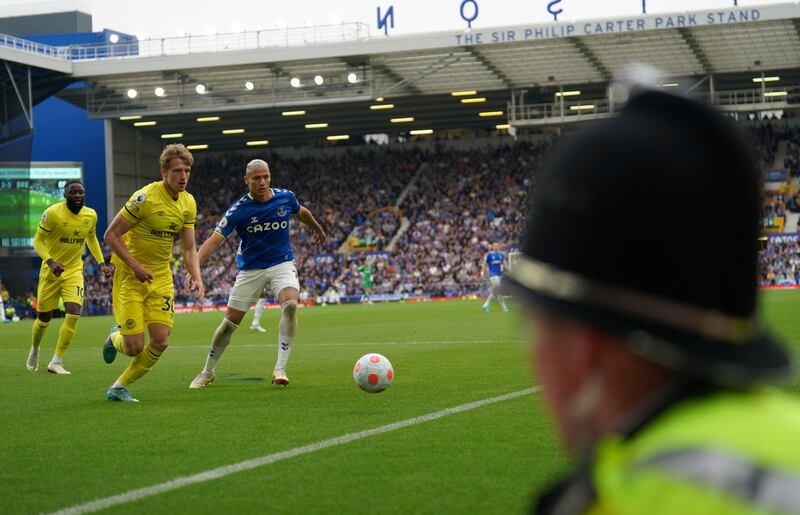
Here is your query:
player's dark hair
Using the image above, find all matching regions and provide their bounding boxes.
[64,180,84,189]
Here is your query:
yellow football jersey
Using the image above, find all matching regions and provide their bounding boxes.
[37,202,99,274]
[113,181,196,274]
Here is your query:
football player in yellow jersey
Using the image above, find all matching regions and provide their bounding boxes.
[102,144,205,403]
[27,180,112,374]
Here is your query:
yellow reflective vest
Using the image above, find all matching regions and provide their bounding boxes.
[537,388,800,515]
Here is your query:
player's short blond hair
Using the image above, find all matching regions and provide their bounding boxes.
[160,144,193,171]
[246,159,269,173]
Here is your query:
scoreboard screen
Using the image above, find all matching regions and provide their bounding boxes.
[0,162,82,257]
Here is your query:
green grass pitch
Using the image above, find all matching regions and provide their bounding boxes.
[1,293,798,514]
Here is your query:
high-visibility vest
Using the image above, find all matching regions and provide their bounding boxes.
[587,388,800,514]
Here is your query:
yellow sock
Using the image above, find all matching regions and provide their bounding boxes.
[111,331,125,353]
[54,314,80,358]
[117,344,163,387]
[31,319,50,349]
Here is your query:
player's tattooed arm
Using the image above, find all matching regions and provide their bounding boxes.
[181,226,205,302]
[104,212,153,283]
[295,206,326,247]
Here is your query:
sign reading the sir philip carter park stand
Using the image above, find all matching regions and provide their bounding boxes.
[373,2,799,48]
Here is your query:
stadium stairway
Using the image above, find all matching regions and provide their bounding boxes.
[336,162,428,253]
[385,162,429,252]
[785,212,799,233]
[386,218,411,252]
[774,141,789,169]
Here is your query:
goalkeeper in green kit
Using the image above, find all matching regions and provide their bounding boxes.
[357,261,373,304]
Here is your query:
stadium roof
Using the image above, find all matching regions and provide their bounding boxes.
[4,3,800,148]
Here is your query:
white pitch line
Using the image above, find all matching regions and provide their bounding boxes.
[47,386,541,515]
[0,338,523,353]
[0,339,521,354]
[173,339,521,349]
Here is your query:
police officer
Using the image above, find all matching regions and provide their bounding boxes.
[504,91,800,514]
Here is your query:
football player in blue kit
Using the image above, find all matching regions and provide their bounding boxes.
[482,243,509,312]
[189,159,325,388]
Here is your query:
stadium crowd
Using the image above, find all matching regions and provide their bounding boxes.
[786,130,800,177]
[178,149,420,302]
[272,141,546,299]
[747,124,780,172]
[10,123,799,319]
[390,141,544,296]
[760,234,800,286]
[761,195,787,230]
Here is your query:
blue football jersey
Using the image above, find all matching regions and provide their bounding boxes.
[214,189,301,270]
[485,252,505,277]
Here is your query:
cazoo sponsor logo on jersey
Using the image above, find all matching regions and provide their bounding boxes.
[247,220,289,233]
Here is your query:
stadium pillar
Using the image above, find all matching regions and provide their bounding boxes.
[27,67,32,129]
[3,61,33,132]
[709,75,715,105]
[607,85,614,114]
[104,119,114,224]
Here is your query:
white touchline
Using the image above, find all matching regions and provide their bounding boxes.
[0,340,522,354]
[0,340,523,354]
[172,339,522,350]
[48,386,542,515]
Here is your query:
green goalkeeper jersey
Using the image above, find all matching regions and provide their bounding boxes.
[357,264,373,288]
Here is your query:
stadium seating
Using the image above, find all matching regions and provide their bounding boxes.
[170,141,545,303]
[760,234,800,286]
[71,124,800,312]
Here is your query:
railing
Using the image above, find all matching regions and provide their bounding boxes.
[509,99,612,125]
[510,86,800,126]
[0,23,370,63]
[0,32,63,59]
[697,85,800,108]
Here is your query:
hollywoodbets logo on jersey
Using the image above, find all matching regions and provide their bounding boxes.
[150,227,178,238]
[150,221,180,238]
[60,229,85,244]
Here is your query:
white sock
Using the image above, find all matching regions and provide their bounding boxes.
[50,355,62,365]
[275,300,297,371]
[203,317,239,374]
[484,294,493,307]
[498,296,508,309]
[252,298,266,326]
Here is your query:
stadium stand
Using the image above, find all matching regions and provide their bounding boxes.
[56,123,800,314]
[760,234,800,286]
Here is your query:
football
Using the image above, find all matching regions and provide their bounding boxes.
[353,353,394,393]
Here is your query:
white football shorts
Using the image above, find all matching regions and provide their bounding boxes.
[227,261,300,312]
[489,275,502,288]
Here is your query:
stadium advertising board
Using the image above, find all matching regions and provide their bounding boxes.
[0,163,82,257]
[765,169,789,182]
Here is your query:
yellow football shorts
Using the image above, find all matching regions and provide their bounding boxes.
[37,267,84,312]
[112,267,175,335]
